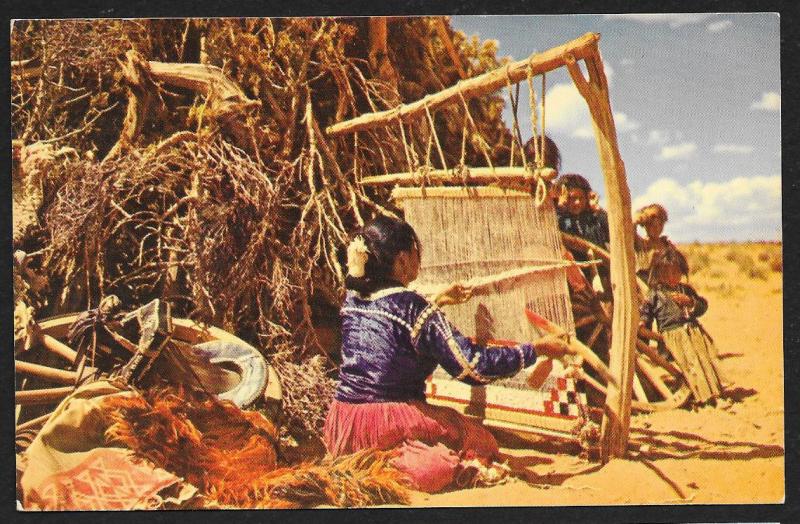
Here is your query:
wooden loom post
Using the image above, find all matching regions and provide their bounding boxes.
[564,46,639,461]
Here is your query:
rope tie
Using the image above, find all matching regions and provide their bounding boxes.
[457,91,494,169]
[396,117,414,173]
[454,163,470,186]
[505,66,528,169]
[526,65,553,208]
[424,102,448,171]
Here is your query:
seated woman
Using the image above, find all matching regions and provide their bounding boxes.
[324,215,572,493]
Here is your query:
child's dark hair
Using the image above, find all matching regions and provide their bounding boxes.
[650,247,689,283]
[345,215,420,295]
[556,173,593,193]
[523,135,562,172]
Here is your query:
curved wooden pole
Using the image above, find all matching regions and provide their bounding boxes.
[37,332,78,363]
[15,360,88,384]
[566,46,639,461]
[16,386,74,405]
[326,32,599,137]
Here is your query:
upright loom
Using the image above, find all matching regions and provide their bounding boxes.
[325,32,640,451]
[394,185,588,439]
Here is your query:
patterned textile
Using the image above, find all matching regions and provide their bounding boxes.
[19,380,195,511]
[425,369,589,435]
[28,448,182,511]
[336,287,537,404]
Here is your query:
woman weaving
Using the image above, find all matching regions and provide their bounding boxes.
[324,215,573,493]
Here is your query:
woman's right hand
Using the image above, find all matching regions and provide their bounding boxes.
[532,334,573,360]
[434,282,473,307]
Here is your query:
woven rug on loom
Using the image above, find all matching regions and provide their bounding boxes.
[103,386,412,508]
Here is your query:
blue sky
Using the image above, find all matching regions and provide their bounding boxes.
[450,14,781,242]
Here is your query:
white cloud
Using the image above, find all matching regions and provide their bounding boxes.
[614,112,640,132]
[545,82,589,134]
[713,143,754,155]
[657,142,697,160]
[751,91,781,111]
[604,14,715,28]
[604,62,614,84]
[632,175,781,241]
[546,75,635,140]
[630,133,641,144]
[571,112,639,140]
[572,126,594,139]
[647,129,670,145]
[707,20,733,32]
[620,58,634,67]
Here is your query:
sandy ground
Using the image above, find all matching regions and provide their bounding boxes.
[404,243,785,507]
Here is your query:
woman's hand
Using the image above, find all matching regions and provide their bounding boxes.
[434,282,473,307]
[532,334,573,360]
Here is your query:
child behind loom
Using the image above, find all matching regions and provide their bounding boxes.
[633,203,678,283]
[639,248,726,404]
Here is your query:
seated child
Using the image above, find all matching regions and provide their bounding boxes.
[633,203,679,283]
[555,173,610,249]
[555,173,611,295]
[639,248,726,404]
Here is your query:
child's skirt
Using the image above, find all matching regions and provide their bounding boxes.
[323,399,500,493]
[661,323,725,403]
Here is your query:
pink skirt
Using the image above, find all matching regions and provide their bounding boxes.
[323,399,499,492]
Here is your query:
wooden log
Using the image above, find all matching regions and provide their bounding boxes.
[435,17,467,80]
[40,334,78,363]
[105,51,260,163]
[524,308,617,387]
[565,47,639,461]
[15,412,53,432]
[15,360,86,384]
[636,339,682,377]
[636,356,675,400]
[361,166,537,187]
[326,32,600,137]
[16,386,74,406]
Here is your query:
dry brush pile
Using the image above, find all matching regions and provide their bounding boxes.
[12,17,514,437]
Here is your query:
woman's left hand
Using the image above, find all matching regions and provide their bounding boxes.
[434,282,473,307]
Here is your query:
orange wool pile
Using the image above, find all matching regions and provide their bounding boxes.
[103,386,411,508]
[103,385,279,505]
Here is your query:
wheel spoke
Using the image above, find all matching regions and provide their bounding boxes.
[632,371,648,401]
[637,356,673,400]
[574,315,596,329]
[15,386,74,405]
[15,360,90,384]
[586,322,604,348]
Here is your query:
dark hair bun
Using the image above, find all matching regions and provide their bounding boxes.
[345,215,419,295]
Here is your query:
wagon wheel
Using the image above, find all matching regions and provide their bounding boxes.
[560,233,692,412]
[14,313,283,453]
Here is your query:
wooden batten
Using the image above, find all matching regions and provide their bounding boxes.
[391,185,533,203]
[360,167,538,187]
[326,32,599,137]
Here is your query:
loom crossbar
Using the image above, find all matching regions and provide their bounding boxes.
[326,32,599,137]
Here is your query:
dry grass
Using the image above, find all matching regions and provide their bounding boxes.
[679,242,781,296]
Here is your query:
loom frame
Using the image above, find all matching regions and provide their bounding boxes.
[327,32,639,461]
